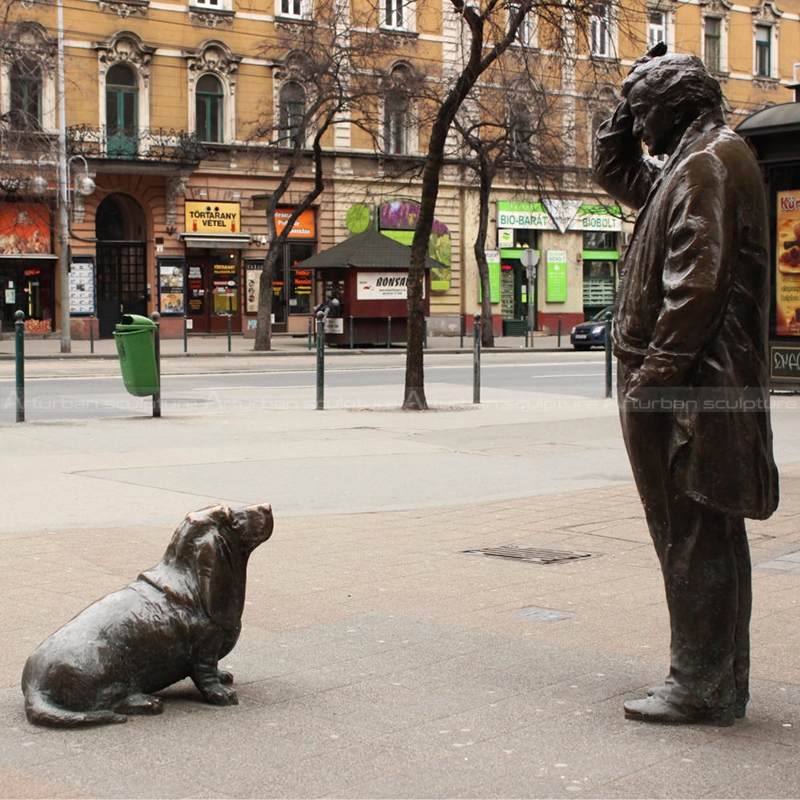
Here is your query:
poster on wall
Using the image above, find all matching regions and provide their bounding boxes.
[158,257,185,314]
[546,250,568,303]
[378,200,452,292]
[776,190,800,337]
[0,203,51,255]
[246,266,261,313]
[69,256,95,315]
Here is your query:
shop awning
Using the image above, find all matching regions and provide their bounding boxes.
[179,233,252,249]
[293,228,444,270]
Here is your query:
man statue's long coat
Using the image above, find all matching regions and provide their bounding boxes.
[594,105,779,520]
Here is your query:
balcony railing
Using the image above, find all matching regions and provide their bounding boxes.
[66,126,209,164]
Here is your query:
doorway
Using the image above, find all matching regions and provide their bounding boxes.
[186,252,241,334]
[95,194,148,338]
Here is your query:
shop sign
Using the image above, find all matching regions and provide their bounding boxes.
[275,208,316,239]
[567,204,623,232]
[546,250,568,303]
[185,202,241,234]
[776,190,800,337]
[771,345,800,380]
[0,203,52,255]
[357,272,423,300]
[497,201,555,230]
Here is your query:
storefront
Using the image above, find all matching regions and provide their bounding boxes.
[488,200,622,333]
[0,202,55,333]
[243,207,317,335]
[737,101,800,389]
[178,201,251,334]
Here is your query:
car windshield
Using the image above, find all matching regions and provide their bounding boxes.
[591,306,613,321]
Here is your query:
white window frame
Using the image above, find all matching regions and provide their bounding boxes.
[516,11,538,49]
[647,9,666,48]
[276,0,304,19]
[381,0,416,33]
[278,80,308,148]
[589,3,616,58]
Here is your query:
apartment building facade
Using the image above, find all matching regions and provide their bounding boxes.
[0,0,797,341]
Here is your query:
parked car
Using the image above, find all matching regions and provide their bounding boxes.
[570,306,613,350]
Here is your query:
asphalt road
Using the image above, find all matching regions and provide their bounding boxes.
[0,355,613,422]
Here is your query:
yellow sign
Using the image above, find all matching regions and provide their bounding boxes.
[185,202,241,235]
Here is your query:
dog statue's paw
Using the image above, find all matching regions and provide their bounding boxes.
[203,683,239,706]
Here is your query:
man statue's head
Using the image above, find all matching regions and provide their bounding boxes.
[621,54,724,157]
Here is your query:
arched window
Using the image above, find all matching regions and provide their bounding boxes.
[279,81,306,147]
[106,63,138,158]
[10,59,42,130]
[383,65,412,155]
[196,73,224,142]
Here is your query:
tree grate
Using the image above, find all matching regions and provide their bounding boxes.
[463,545,593,566]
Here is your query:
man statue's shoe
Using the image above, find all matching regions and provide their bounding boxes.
[646,684,746,719]
[624,696,735,726]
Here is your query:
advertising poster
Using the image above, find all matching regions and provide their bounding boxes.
[776,190,800,337]
[546,250,568,303]
[0,203,51,255]
[158,258,185,314]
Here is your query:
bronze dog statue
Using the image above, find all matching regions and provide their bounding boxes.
[21,503,273,727]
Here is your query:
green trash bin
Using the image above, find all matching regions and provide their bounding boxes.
[114,314,159,397]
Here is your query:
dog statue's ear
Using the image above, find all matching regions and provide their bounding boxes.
[194,532,242,631]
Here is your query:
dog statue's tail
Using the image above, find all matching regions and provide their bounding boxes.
[23,686,127,728]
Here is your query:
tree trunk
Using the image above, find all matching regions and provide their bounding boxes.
[254,249,278,351]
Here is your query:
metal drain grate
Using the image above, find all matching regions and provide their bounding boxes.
[463,545,593,565]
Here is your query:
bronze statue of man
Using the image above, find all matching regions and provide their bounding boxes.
[594,52,779,725]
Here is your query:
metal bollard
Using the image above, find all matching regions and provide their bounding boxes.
[557,316,562,348]
[15,310,24,423]
[460,315,464,349]
[151,312,162,418]
[424,317,428,349]
[349,315,354,349]
[90,314,95,354]
[316,311,325,410]
[387,316,392,349]
[308,315,313,350]
[473,313,481,405]
[184,316,189,353]
[604,311,613,399]
[226,313,232,352]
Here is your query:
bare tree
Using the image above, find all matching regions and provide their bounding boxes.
[402,0,537,410]
[251,0,395,351]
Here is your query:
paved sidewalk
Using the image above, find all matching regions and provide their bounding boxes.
[0,358,799,797]
[0,330,571,361]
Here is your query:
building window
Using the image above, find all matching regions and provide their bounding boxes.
[590,3,613,57]
[192,0,222,5]
[516,12,537,48]
[385,0,406,29]
[647,10,666,48]
[279,81,306,147]
[384,93,407,154]
[383,65,414,155]
[704,17,722,72]
[196,74,224,143]
[105,63,138,158]
[754,24,772,77]
[279,0,303,18]
[9,59,42,131]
